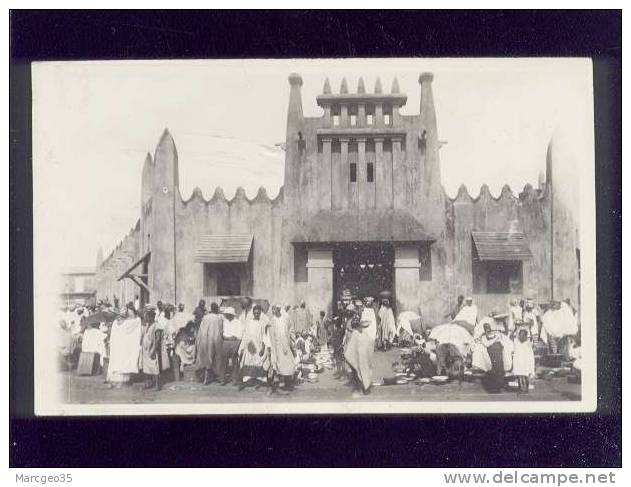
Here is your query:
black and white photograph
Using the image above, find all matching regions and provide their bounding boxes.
[30,57,597,415]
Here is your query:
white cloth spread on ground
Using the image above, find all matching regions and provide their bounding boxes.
[107,317,141,379]
[361,307,377,341]
[453,304,478,327]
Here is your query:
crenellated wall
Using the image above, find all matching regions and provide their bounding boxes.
[172,185,285,311]
[440,182,552,321]
[95,222,141,306]
[94,72,579,328]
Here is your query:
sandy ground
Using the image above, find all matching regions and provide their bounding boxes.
[59,349,581,404]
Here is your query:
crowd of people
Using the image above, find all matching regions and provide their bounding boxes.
[58,297,352,396]
[411,296,582,393]
[57,292,582,398]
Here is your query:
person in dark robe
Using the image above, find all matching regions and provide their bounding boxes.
[193,299,206,331]
[195,302,224,384]
[480,323,505,393]
[436,342,464,381]
[315,310,331,349]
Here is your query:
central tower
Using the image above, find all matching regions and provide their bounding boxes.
[281,73,445,317]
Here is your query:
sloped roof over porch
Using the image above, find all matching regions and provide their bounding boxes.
[291,209,436,243]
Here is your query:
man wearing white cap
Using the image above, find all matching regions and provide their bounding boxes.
[220,307,242,386]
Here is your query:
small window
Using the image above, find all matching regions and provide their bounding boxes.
[384,113,391,125]
[350,163,357,182]
[366,114,374,125]
[367,162,374,183]
[350,114,357,126]
[333,115,340,127]
[473,260,523,294]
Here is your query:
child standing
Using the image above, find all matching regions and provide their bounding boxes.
[512,328,535,393]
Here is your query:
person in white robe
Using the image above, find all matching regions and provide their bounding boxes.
[361,297,377,343]
[453,297,478,333]
[238,305,269,389]
[107,305,141,386]
[512,329,535,392]
[378,299,396,350]
[540,300,578,353]
[81,322,107,366]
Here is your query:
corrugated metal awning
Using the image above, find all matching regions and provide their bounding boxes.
[471,232,532,261]
[195,234,253,263]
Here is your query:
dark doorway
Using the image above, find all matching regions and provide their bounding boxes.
[333,242,394,303]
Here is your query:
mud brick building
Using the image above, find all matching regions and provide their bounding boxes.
[96,73,580,324]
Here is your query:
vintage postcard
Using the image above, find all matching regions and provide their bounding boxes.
[32,58,596,415]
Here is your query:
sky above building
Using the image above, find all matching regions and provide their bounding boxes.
[32,58,594,268]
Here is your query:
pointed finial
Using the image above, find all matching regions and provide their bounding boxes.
[355,77,365,94]
[323,77,332,94]
[340,77,349,94]
[391,77,400,94]
[374,77,383,94]
[157,128,175,150]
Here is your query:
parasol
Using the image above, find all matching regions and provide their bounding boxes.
[429,323,474,354]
